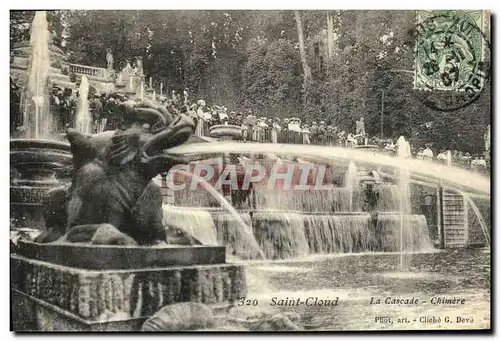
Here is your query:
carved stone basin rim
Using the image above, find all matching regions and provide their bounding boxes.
[10,138,71,152]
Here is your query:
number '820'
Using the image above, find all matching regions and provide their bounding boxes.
[238,297,259,306]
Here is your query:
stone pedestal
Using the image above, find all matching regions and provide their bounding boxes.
[11,242,247,331]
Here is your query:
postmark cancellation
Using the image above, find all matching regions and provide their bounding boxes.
[414,10,489,96]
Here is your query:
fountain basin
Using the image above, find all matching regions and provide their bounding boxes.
[14,240,226,270]
[11,138,71,151]
[10,139,72,179]
[10,186,57,203]
[11,252,247,330]
[10,139,72,228]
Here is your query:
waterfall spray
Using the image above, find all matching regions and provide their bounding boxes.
[345,161,359,212]
[396,136,411,271]
[21,11,52,139]
[76,75,92,134]
[168,141,490,195]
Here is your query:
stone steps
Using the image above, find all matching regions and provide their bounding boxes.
[442,190,468,247]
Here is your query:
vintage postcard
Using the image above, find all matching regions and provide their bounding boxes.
[9,9,491,332]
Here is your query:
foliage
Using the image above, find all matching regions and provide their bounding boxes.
[10,10,65,48]
[241,38,302,117]
[10,10,491,153]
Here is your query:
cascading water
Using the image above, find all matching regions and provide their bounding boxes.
[159,141,489,264]
[252,211,310,260]
[162,205,218,245]
[20,11,53,139]
[345,161,359,212]
[162,202,435,260]
[75,75,92,134]
[375,214,433,252]
[396,136,412,270]
[213,211,432,260]
[374,183,399,212]
[302,214,374,254]
[254,188,358,213]
[251,213,433,259]
[212,211,256,259]
[165,169,265,259]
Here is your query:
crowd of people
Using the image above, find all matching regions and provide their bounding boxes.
[10,82,490,175]
[415,145,490,173]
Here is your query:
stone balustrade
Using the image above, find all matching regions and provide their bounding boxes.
[69,63,114,80]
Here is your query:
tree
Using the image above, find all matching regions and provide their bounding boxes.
[10,10,490,153]
[10,10,66,49]
[241,38,302,117]
[65,10,150,69]
[294,11,313,104]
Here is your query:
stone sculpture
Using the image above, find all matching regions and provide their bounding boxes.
[106,48,114,70]
[35,101,198,246]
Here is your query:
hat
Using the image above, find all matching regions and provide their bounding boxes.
[320,121,325,125]
[284,118,290,123]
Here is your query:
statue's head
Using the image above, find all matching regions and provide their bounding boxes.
[67,101,195,179]
[107,101,195,176]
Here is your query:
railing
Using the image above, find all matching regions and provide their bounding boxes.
[68,63,114,80]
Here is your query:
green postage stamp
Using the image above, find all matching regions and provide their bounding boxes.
[414,10,488,94]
